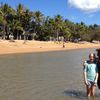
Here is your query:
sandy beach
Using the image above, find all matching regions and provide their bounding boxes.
[0,40,99,55]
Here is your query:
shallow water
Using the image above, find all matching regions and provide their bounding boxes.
[0,48,100,100]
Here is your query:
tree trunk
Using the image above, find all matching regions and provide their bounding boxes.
[3,24,6,40]
[57,31,59,41]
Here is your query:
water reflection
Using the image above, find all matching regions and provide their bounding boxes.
[63,89,86,99]
[63,89,100,100]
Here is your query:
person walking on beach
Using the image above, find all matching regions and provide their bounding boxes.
[83,53,99,99]
[96,49,100,89]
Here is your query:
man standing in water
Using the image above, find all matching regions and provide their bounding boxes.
[83,53,99,99]
[96,49,100,89]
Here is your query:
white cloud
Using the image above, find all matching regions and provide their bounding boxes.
[68,0,100,13]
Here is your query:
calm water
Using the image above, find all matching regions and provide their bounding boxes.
[0,48,100,100]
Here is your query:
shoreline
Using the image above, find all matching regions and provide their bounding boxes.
[0,40,99,55]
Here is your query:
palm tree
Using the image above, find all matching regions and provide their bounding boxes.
[32,11,44,40]
[16,4,29,42]
[16,3,25,21]
[47,18,56,41]
[54,14,63,41]
[0,9,5,37]
[0,3,16,40]
[0,3,9,39]
[33,11,44,25]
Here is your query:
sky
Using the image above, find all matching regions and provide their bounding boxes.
[1,0,100,25]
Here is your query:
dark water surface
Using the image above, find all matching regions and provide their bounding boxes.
[0,48,100,100]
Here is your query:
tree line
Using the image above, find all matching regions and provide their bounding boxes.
[0,3,100,42]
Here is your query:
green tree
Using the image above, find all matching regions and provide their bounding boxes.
[32,11,44,40]
[54,14,63,41]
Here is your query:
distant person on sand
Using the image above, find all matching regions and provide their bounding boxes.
[83,53,99,99]
[63,42,65,48]
[96,49,100,89]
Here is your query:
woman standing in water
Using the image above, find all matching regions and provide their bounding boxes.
[83,53,99,99]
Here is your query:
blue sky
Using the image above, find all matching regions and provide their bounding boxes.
[1,0,100,25]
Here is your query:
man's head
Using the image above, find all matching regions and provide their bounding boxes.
[96,48,100,58]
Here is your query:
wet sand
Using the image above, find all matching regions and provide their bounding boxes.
[0,40,99,55]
